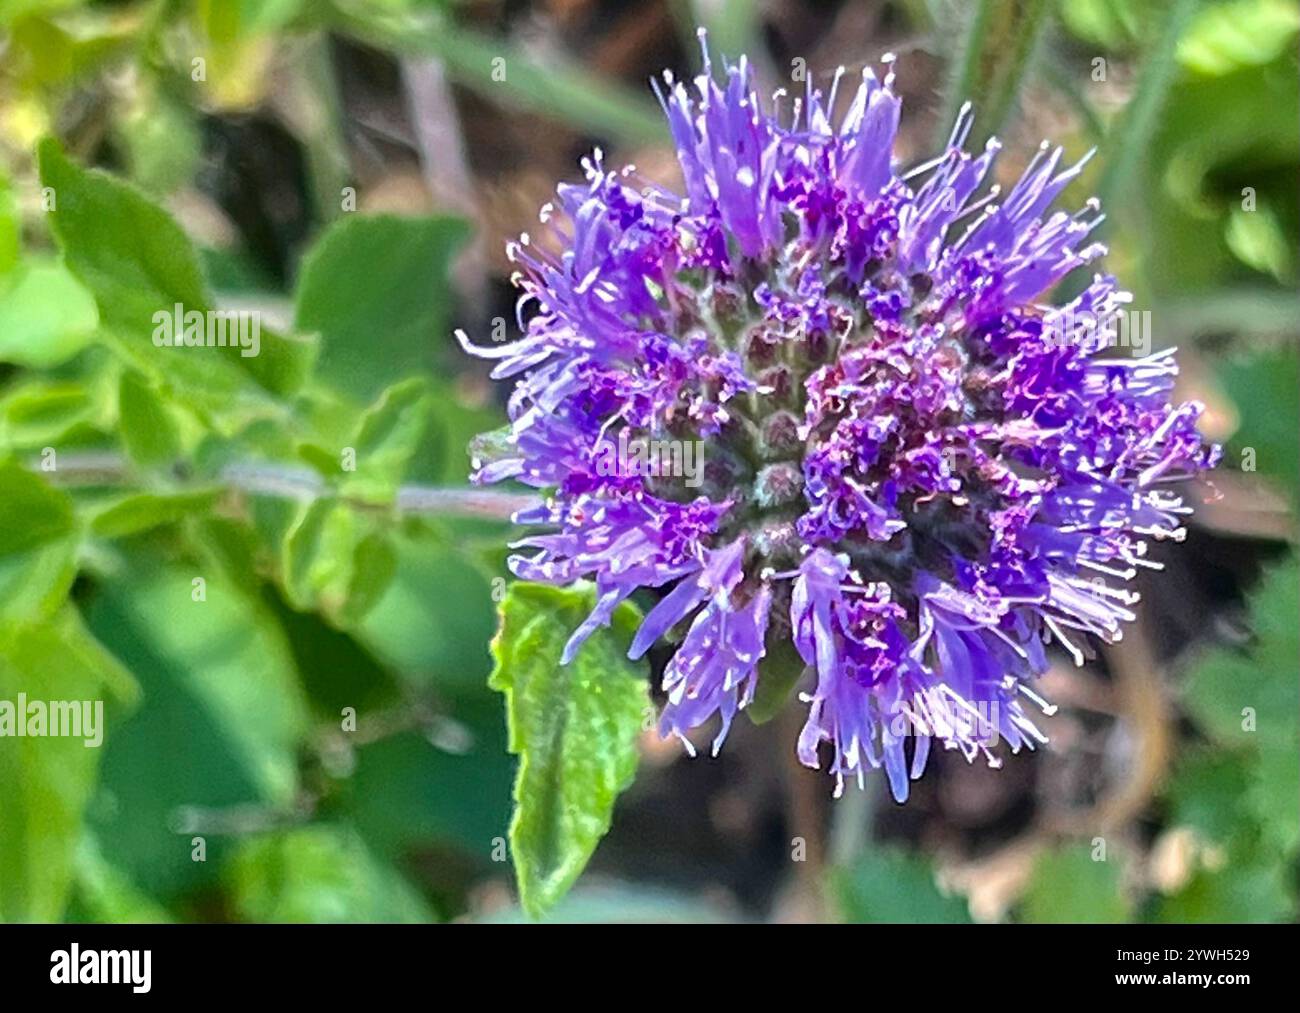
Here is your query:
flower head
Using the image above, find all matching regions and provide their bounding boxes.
[460,34,1219,801]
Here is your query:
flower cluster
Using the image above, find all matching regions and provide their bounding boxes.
[460,36,1218,801]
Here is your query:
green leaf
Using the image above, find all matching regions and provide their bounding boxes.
[343,717,514,862]
[117,370,182,470]
[115,86,201,196]
[357,531,497,697]
[340,377,432,503]
[281,496,358,613]
[225,825,436,923]
[1021,844,1133,923]
[747,635,806,724]
[1154,858,1295,922]
[1178,0,1300,76]
[0,606,137,922]
[0,172,19,275]
[0,378,107,450]
[340,14,667,147]
[1224,204,1293,280]
[0,459,80,623]
[339,530,397,627]
[832,848,972,924]
[296,441,344,478]
[37,138,316,402]
[1166,749,1254,843]
[89,488,223,539]
[1183,560,1298,749]
[38,137,208,339]
[69,834,175,924]
[293,214,468,399]
[84,561,309,900]
[1211,340,1294,499]
[423,380,503,485]
[0,258,99,368]
[489,581,649,918]
[1181,559,1299,857]
[1058,0,1154,50]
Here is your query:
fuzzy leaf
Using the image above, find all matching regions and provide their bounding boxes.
[489,582,648,918]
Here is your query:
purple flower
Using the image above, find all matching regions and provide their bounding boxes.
[460,34,1219,801]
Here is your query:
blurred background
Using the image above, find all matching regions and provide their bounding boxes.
[0,0,1296,923]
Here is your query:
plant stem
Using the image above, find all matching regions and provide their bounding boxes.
[32,452,540,521]
[937,0,1053,151]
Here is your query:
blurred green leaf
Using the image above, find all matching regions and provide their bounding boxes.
[225,825,436,923]
[1166,750,1254,842]
[1022,845,1132,923]
[490,581,649,918]
[1141,50,1298,292]
[38,138,317,404]
[340,377,432,504]
[0,606,137,921]
[939,0,1052,148]
[89,489,223,539]
[0,459,80,623]
[68,834,174,923]
[1154,858,1294,921]
[1218,341,1300,496]
[273,490,396,628]
[339,530,397,627]
[1178,0,1300,75]
[0,377,109,450]
[832,848,972,924]
[342,708,513,862]
[117,370,182,470]
[0,173,19,275]
[115,88,202,195]
[85,561,309,900]
[1224,204,1292,279]
[1098,0,1204,213]
[341,13,667,146]
[293,214,468,400]
[1057,0,1155,49]
[38,138,208,344]
[359,532,497,696]
[281,496,357,613]
[0,258,99,368]
[1181,559,1299,857]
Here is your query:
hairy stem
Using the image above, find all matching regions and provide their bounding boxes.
[31,452,540,521]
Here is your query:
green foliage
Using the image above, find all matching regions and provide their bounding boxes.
[832,848,972,923]
[294,215,467,400]
[1216,342,1300,498]
[939,0,1053,148]
[490,582,650,918]
[0,259,98,368]
[0,607,137,921]
[225,826,436,923]
[1021,560,1300,926]
[116,371,182,471]
[1175,560,1300,869]
[341,378,434,504]
[1021,845,1133,923]
[0,458,80,623]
